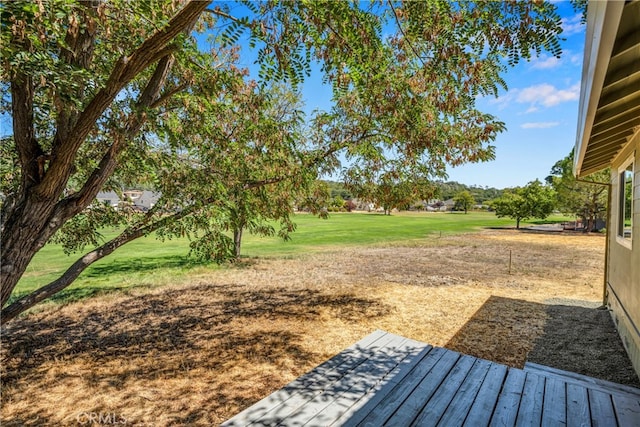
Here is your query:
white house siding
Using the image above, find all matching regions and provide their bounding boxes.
[136,191,161,209]
[607,134,640,376]
[573,0,640,378]
[96,191,120,208]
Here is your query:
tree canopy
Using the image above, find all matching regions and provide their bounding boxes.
[453,190,475,214]
[546,151,609,231]
[491,180,556,229]
[347,169,434,215]
[1,0,565,322]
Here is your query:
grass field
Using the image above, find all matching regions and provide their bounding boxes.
[13,211,573,309]
[3,224,619,426]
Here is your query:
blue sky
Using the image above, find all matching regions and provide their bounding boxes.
[445,2,586,188]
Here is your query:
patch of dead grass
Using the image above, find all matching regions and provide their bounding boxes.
[1,230,611,426]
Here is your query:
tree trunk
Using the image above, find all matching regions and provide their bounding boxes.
[586,214,595,232]
[233,227,243,260]
[1,196,63,308]
[0,1,209,310]
[516,218,521,229]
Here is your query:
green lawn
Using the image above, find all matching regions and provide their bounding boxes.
[12,211,572,308]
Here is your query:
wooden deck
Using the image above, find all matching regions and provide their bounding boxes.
[222,330,640,426]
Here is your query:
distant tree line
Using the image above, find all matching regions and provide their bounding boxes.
[326,181,353,201]
[433,181,503,204]
[324,149,610,231]
[321,179,503,212]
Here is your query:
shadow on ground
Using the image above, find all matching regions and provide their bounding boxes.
[5,255,209,308]
[0,283,390,426]
[445,295,640,387]
[84,254,205,277]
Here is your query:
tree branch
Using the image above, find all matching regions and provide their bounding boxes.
[11,76,42,189]
[55,1,100,143]
[0,199,209,324]
[205,7,258,28]
[241,137,350,190]
[39,0,210,200]
[150,82,188,109]
[137,53,177,108]
[57,51,179,222]
[387,0,426,68]
[33,2,206,246]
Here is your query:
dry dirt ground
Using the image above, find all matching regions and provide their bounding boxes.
[1,229,638,426]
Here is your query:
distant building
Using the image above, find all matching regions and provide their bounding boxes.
[442,199,456,211]
[96,191,120,208]
[426,199,447,212]
[95,190,161,210]
[126,190,161,210]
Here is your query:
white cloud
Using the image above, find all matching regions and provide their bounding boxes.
[521,121,561,129]
[569,52,583,65]
[517,83,580,107]
[531,55,561,70]
[491,82,580,111]
[530,49,583,70]
[489,92,516,109]
[561,14,585,36]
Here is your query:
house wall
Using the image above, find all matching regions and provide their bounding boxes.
[136,191,161,209]
[607,132,640,377]
[96,191,120,208]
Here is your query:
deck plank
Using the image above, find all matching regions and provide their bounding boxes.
[350,346,449,427]
[515,372,545,427]
[279,334,415,426]
[224,331,640,427]
[566,383,591,427]
[525,363,640,398]
[489,368,526,427]
[611,392,640,426]
[330,343,434,427]
[412,355,477,425]
[380,348,461,426]
[588,389,616,427]
[587,390,617,427]
[434,358,493,426]
[250,334,406,426]
[222,330,391,427]
[541,377,567,426]
[463,363,509,426]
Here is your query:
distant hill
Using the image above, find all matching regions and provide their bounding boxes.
[433,181,504,204]
[322,179,504,205]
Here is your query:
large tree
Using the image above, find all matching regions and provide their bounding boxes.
[453,190,475,214]
[492,180,556,229]
[192,83,322,261]
[546,150,609,231]
[1,0,565,322]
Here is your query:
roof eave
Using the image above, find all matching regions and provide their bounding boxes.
[574,1,625,177]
